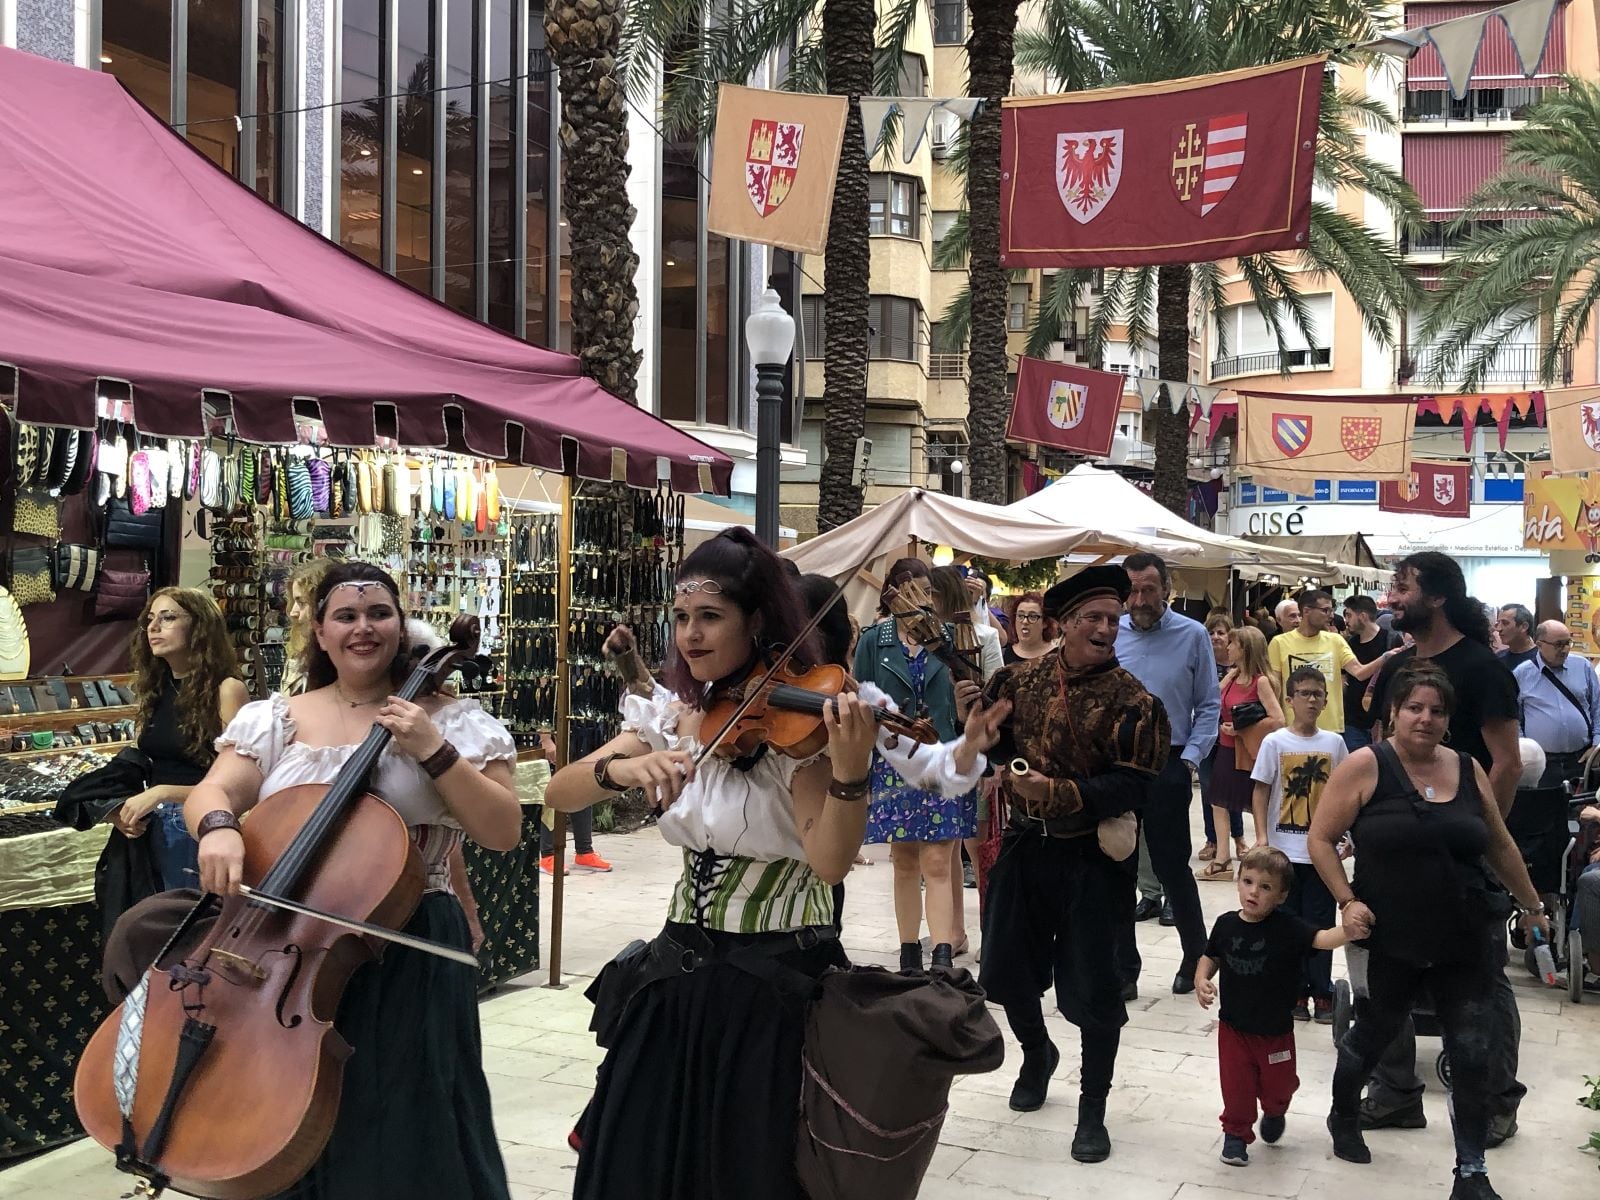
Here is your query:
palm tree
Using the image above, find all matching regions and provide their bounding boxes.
[1416,77,1600,391]
[548,0,643,401]
[965,2,1024,505]
[1007,0,1421,514]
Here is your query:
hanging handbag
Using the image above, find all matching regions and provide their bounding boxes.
[45,426,79,494]
[14,422,40,488]
[12,490,61,538]
[306,455,332,516]
[240,444,257,504]
[128,435,153,516]
[286,454,314,520]
[31,426,56,488]
[199,445,223,510]
[257,447,276,507]
[61,429,96,497]
[105,495,166,549]
[185,440,201,501]
[9,546,56,607]
[53,543,101,591]
[95,566,151,619]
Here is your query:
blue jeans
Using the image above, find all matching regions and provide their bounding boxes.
[1342,724,1372,754]
[149,804,200,891]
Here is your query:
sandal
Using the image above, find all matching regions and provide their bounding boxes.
[1196,860,1235,882]
[1198,841,1217,861]
[1235,837,1250,861]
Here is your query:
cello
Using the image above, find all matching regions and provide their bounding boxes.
[74,616,483,1199]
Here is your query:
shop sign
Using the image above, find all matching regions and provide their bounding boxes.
[1523,472,1600,553]
[1245,505,1307,537]
[1337,480,1377,502]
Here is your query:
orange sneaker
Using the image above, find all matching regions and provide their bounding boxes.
[539,855,567,876]
[572,851,613,873]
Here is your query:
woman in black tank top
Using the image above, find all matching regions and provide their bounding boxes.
[1305,664,1548,1200]
[111,588,250,891]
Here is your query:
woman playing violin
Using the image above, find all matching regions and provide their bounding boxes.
[183,561,520,1200]
[546,528,1006,1200]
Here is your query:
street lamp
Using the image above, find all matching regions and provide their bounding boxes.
[949,459,966,498]
[745,285,795,547]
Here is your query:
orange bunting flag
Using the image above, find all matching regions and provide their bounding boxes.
[707,84,848,255]
[1544,386,1600,476]
[1237,393,1415,492]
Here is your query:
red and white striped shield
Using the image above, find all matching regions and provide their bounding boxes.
[1170,113,1246,217]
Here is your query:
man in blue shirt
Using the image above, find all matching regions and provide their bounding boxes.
[1112,552,1220,994]
[1514,620,1600,787]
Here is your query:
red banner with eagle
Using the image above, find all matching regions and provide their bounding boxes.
[707,84,848,255]
[1007,357,1123,456]
[999,56,1324,268]
[1379,460,1470,518]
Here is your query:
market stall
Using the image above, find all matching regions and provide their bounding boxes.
[0,46,727,1160]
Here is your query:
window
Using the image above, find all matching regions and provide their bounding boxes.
[869,174,920,237]
[879,53,928,97]
[1211,295,1334,377]
[801,296,826,359]
[1008,283,1031,331]
[933,1,967,45]
[931,209,961,254]
[927,431,968,494]
[341,0,385,268]
[869,296,923,362]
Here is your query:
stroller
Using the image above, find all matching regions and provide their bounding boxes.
[1506,765,1599,1003]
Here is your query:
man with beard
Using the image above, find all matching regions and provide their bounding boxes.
[1113,553,1219,997]
[1363,552,1526,1146]
[978,566,1170,1161]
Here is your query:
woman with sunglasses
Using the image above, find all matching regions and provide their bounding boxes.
[111,588,250,890]
[1309,663,1549,1200]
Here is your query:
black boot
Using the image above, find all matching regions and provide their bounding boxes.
[1071,1096,1111,1162]
[1007,1040,1060,1112]
[1450,1169,1503,1200]
[899,941,923,972]
[1327,1111,1372,1163]
[930,942,954,969]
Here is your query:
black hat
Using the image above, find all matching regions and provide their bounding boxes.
[1043,564,1131,619]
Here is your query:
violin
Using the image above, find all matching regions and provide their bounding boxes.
[700,659,939,763]
[74,616,482,1200]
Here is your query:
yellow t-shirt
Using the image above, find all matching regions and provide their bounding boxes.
[1268,630,1356,733]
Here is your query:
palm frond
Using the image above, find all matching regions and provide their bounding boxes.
[932,208,969,269]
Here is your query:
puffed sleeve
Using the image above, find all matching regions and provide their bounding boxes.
[620,685,678,752]
[859,681,985,796]
[434,700,517,770]
[215,694,292,778]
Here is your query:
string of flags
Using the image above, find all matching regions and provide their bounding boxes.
[1131,376,1225,419]
[858,97,982,163]
[1363,0,1563,101]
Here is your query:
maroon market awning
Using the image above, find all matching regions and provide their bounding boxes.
[0,47,731,494]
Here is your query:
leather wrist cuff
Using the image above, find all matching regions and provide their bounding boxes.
[828,776,870,802]
[594,751,630,792]
[196,809,242,839]
[420,740,461,780]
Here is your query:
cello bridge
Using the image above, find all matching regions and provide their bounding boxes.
[210,949,267,984]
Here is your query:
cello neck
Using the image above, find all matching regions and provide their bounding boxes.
[256,665,434,900]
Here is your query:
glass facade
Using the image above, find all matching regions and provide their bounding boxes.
[99,0,288,205]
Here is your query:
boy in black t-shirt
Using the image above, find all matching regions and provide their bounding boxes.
[1195,846,1349,1166]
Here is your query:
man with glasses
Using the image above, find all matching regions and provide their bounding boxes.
[1513,620,1600,788]
[1112,553,1218,998]
[977,566,1169,1160]
[1268,589,1394,738]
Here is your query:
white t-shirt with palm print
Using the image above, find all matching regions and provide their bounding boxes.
[1250,727,1349,864]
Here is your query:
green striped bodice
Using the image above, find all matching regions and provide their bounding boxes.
[666,848,835,933]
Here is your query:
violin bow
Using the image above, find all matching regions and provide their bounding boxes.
[236,884,480,966]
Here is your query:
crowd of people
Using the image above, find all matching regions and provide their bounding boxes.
[85,535,1600,1200]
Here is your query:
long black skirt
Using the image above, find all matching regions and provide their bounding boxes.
[574,923,848,1200]
[272,892,510,1200]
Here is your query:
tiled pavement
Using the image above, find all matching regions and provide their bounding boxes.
[4,816,1597,1198]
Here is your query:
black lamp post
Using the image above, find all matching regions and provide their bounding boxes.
[745,285,795,547]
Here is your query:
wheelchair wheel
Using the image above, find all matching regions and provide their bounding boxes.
[1570,929,1585,1004]
[1436,1049,1452,1090]
[1332,978,1353,1041]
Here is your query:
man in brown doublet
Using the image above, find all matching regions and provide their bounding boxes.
[978,565,1170,1163]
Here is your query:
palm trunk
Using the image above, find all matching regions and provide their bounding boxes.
[965,2,1022,506]
[1152,263,1191,515]
[547,0,641,402]
[816,0,875,532]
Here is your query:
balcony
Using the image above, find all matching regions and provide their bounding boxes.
[1401,85,1555,126]
[1210,347,1331,380]
[1401,343,1572,388]
[930,352,967,380]
[1402,218,1534,258]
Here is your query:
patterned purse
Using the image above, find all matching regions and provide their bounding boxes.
[10,546,56,607]
[53,543,101,591]
[12,491,60,538]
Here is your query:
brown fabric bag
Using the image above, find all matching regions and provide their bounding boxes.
[96,565,150,618]
[1234,714,1284,774]
[796,964,1005,1200]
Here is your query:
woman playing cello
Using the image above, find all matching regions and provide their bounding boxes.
[183,561,520,1199]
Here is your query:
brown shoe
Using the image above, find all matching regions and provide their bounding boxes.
[1198,841,1217,861]
[1196,860,1235,882]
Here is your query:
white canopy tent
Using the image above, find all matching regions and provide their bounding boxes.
[780,487,1203,621]
[1009,464,1338,581]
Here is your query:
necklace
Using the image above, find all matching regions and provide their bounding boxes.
[335,681,388,708]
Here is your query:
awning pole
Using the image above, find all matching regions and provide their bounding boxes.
[546,474,574,990]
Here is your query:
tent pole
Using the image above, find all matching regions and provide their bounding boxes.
[546,474,574,990]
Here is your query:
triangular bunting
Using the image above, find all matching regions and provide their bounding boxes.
[1499,0,1561,76]
[897,99,940,162]
[938,97,983,123]
[1426,11,1493,99]
[1187,384,1221,419]
[1532,389,1547,424]
[858,98,898,158]
[1432,394,1458,424]
[1134,377,1163,411]
[1484,395,1512,422]
[1511,391,1533,418]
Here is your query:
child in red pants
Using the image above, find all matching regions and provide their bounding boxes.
[1195,845,1348,1166]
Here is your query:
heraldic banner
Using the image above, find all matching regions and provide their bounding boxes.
[999,55,1324,269]
[1379,460,1470,518]
[707,84,847,255]
[1543,386,1600,476]
[1007,357,1122,456]
[1238,392,1414,492]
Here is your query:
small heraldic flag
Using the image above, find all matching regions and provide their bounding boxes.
[707,84,848,255]
[1543,387,1600,476]
[1000,55,1323,268]
[1379,460,1470,519]
[1007,357,1122,457]
[1238,393,1415,492]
